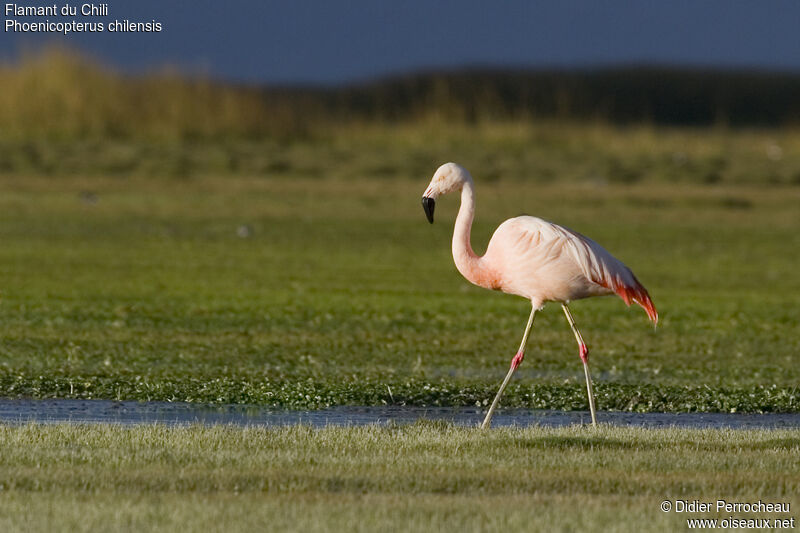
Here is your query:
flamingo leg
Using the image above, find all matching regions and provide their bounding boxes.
[561,303,597,426]
[481,305,537,429]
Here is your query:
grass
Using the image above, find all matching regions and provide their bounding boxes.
[3,49,800,184]
[0,47,296,141]
[3,121,800,185]
[4,47,800,147]
[0,129,799,411]
[2,47,799,533]
[0,422,797,532]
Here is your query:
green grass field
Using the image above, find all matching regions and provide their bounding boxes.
[0,124,799,412]
[0,423,797,532]
[3,50,800,533]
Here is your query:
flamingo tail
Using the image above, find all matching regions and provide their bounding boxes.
[606,274,658,324]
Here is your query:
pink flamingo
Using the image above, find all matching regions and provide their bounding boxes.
[421,163,658,429]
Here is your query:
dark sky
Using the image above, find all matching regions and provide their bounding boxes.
[2,0,799,85]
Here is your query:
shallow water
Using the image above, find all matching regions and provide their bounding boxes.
[1,399,799,429]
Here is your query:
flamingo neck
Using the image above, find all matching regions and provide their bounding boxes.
[452,181,496,289]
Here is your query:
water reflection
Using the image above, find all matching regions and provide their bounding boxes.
[1,399,798,429]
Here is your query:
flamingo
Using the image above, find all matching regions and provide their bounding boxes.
[421,162,658,429]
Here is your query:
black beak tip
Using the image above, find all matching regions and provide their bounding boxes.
[421,197,435,224]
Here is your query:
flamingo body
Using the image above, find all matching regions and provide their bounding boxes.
[475,216,658,322]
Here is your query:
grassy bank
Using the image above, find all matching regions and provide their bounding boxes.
[2,122,800,185]
[2,48,800,182]
[0,160,798,411]
[0,423,797,532]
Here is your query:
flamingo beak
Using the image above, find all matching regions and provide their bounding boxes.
[421,197,435,224]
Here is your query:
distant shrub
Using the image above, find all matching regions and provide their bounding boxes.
[1,46,800,144]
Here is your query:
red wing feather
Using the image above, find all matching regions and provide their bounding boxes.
[602,272,659,324]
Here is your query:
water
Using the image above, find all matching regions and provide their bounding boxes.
[1,398,799,429]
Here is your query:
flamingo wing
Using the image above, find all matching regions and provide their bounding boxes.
[496,216,658,323]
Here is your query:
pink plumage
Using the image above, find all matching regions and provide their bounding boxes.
[481,216,658,323]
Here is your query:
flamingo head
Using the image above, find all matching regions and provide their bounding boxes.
[421,162,472,224]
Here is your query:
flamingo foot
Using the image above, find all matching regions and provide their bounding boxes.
[579,343,589,364]
[510,350,524,370]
